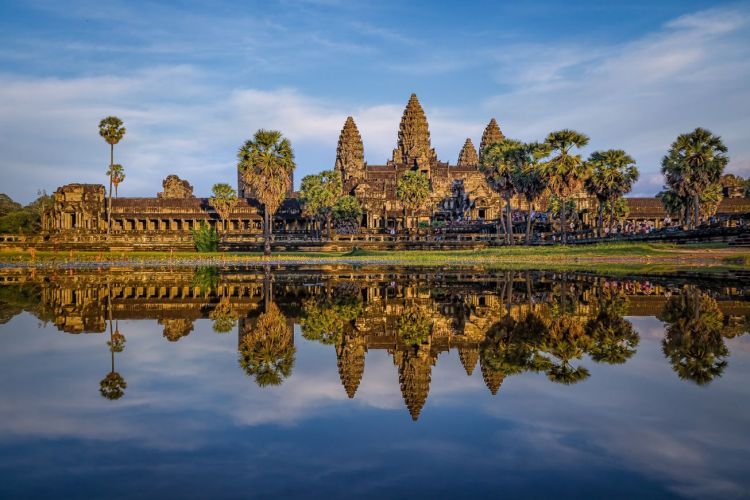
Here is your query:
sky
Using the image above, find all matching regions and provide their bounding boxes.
[0,0,749,204]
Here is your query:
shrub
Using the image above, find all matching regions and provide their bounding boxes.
[190,223,219,252]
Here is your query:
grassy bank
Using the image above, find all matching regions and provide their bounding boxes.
[0,242,748,272]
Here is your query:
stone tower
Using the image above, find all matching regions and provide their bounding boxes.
[392,93,438,171]
[479,118,504,163]
[336,334,366,399]
[456,138,479,167]
[396,346,435,421]
[480,356,505,395]
[335,116,365,183]
[458,345,479,376]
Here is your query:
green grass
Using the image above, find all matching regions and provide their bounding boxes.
[1,242,748,273]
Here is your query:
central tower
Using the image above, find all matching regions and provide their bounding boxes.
[391,93,437,172]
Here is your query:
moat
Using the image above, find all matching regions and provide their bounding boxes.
[0,267,748,498]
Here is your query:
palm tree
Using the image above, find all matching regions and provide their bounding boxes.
[209,183,238,236]
[99,116,126,236]
[657,188,690,226]
[541,129,590,244]
[661,128,728,229]
[509,142,550,245]
[480,140,524,244]
[108,164,126,198]
[396,170,430,239]
[237,130,296,256]
[584,150,639,237]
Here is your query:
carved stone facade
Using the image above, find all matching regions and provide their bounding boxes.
[157,175,195,199]
[336,94,510,229]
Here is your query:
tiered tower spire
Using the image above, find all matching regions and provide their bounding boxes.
[456,138,479,167]
[392,93,437,169]
[336,334,366,398]
[478,118,505,163]
[458,346,479,376]
[480,356,505,395]
[396,347,435,421]
[335,116,365,182]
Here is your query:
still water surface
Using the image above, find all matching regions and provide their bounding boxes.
[0,267,748,499]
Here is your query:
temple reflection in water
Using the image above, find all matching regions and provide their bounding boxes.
[0,267,747,420]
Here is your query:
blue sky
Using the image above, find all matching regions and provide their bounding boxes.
[1,0,749,203]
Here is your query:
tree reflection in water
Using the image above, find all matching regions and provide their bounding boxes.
[1,267,746,416]
[659,287,729,385]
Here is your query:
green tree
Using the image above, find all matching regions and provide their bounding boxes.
[237,130,296,256]
[541,129,590,244]
[657,188,690,226]
[503,141,550,245]
[98,116,126,236]
[209,183,238,235]
[333,195,363,229]
[299,170,342,239]
[661,128,728,229]
[584,150,638,236]
[481,139,532,244]
[190,222,219,252]
[108,164,126,198]
[396,171,430,239]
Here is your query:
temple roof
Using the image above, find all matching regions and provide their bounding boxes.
[457,138,479,167]
[335,116,365,179]
[479,118,504,162]
[392,93,437,167]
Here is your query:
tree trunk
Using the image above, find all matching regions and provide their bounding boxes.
[496,200,504,242]
[525,203,533,245]
[560,198,567,244]
[597,201,604,238]
[263,207,271,256]
[327,213,333,240]
[693,193,700,229]
[506,194,514,245]
[107,144,113,238]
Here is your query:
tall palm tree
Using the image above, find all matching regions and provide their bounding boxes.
[480,140,523,244]
[237,130,296,256]
[584,150,638,237]
[661,128,728,229]
[510,142,550,245]
[108,164,126,198]
[98,116,126,236]
[541,129,590,244]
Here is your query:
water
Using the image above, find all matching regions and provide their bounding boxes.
[0,267,748,499]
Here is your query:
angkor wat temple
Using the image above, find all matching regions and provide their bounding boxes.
[40,94,749,249]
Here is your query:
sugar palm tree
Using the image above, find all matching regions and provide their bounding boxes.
[209,183,238,236]
[108,164,126,198]
[237,130,296,256]
[509,142,550,245]
[481,140,522,244]
[99,116,126,236]
[396,170,430,239]
[584,150,638,237]
[541,129,590,243]
[661,128,728,229]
